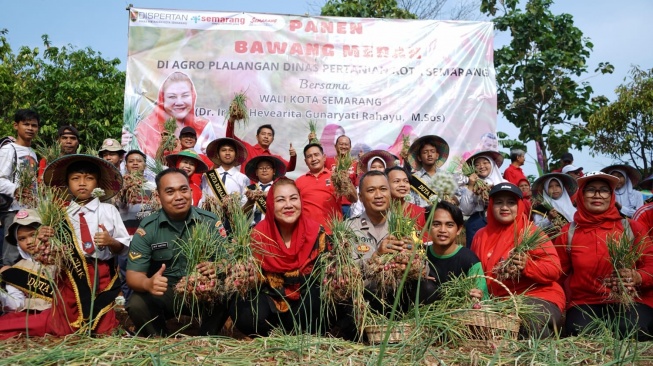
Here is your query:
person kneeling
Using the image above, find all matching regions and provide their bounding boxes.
[230,178,327,337]
[422,201,487,305]
[471,183,565,339]
[126,169,229,337]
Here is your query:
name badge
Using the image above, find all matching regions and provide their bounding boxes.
[151,242,168,250]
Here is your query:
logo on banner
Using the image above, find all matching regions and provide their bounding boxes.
[130,10,138,22]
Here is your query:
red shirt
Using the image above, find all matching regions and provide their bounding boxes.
[325,156,358,205]
[634,203,653,229]
[472,226,565,311]
[404,202,428,242]
[295,169,342,234]
[555,219,653,310]
[226,121,296,173]
[503,164,527,186]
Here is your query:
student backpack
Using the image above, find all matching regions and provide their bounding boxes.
[0,137,18,211]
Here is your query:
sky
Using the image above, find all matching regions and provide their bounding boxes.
[2,0,652,177]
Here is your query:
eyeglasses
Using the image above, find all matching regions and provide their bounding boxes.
[257,166,273,171]
[583,187,611,198]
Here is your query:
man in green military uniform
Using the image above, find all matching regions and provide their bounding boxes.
[126,168,228,337]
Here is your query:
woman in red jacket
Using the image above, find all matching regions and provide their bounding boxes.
[471,183,564,338]
[554,171,653,340]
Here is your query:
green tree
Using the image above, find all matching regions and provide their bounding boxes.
[321,0,417,18]
[480,0,613,172]
[588,66,653,175]
[0,30,125,153]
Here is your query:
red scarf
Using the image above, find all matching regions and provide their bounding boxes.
[252,182,322,284]
[174,160,202,206]
[146,72,207,133]
[574,178,623,230]
[136,72,209,157]
[476,195,530,272]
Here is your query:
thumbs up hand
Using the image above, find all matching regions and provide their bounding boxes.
[289,143,296,157]
[149,264,168,296]
[94,224,111,249]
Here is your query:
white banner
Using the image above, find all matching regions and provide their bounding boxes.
[124,8,497,175]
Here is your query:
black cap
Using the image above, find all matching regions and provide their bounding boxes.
[179,126,197,138]
[57,125,79,138]
[561,152,574,162]
[489,182,523,199]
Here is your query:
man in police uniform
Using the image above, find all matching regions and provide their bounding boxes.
[340,170,423,336]
[349,170,410,262]
[126,168,228,337]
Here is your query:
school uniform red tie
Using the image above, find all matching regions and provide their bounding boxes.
[79,212,95,254]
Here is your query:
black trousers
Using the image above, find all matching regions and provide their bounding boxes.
[230,284,324,337]
[126,285,229,337]
[464,212,486,248]
[565,302,653,341]
[1,211,18,266]
[519,297,562,339]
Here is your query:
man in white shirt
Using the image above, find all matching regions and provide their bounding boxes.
[201,138,249,208]
[1,109,40,266]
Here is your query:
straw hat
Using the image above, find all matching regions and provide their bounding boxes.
[601,164,642,187]
[43,154,123,201]
[244,155,286,182]
[407,135,449,170]
[206,138,248,166]
[165,149,209,174]
[531,173,578,197]
[360,150,397,173]
[466,150,504,168]
[639,173,653,191]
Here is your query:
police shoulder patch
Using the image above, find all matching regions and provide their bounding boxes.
[136,228,146,237]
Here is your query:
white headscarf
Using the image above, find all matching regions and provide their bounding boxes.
[13,226,33,261]
[367,156,387,172]
[611,169,641,211]
[543,177,576,222]
[476,155,506,186]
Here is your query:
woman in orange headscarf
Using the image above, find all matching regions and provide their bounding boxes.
[230,178,327,337]
[135,72,215,158]
[471,183,564,338]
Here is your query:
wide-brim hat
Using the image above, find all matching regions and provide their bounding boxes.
[43,154,123,202]
[360,150,397,173]
[577,171,620,191]
[466,150,504,169]
[639,174,653,191]
[165,149,209,174]
[5,209,41,246]
[407,135,449,170]
[244,155,286,182]
[601,164,642,187]
[532,173,578,197]
[206,138,247,166]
